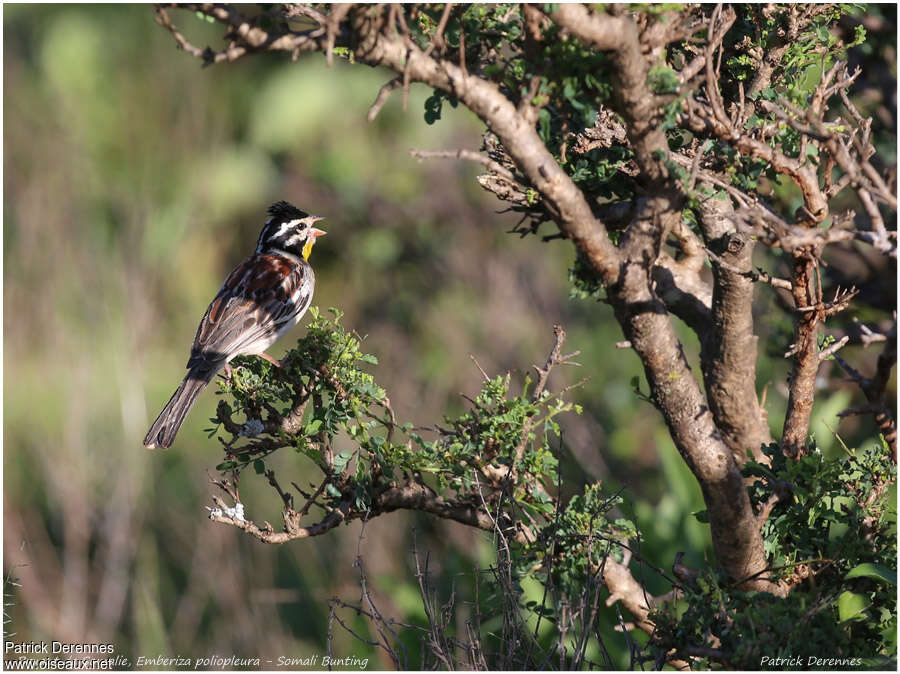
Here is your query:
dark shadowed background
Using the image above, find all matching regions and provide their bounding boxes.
[3,4,894,669]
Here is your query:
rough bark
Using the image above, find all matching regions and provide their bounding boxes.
[698,197,772,464]
[781,256,820,457]
[546,3,781,593]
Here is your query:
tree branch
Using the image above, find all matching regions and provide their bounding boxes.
[210,481,533,545]
[548,4,672,183]
[782,256,822,458]
[697,197,772,465]
[410,147,516,182]
[835,321,898,461]
[547,4,780,592]
[347,7,623,283]
[602,558,655,636]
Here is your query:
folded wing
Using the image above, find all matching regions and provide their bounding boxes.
[187,253,312,369]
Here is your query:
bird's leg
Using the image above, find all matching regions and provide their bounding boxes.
[257,353,283,369]
[221,363,234,385]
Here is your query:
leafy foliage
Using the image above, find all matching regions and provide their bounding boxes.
[214,311,662,666]
[215,309,581,538]
[652,441,897,668]
[525,483,637,592]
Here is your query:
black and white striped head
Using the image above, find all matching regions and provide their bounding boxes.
[256,201,326,260]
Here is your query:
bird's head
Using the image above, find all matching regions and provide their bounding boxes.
[256,201,326,260]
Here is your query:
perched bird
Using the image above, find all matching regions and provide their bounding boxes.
[144,201,326,449]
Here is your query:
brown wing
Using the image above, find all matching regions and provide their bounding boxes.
[186,253,312,370]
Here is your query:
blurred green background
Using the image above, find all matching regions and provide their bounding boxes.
[3,5,894,669]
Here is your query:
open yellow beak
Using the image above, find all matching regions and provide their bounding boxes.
[303,220,326,260]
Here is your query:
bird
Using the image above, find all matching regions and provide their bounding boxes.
[143,201,326,449]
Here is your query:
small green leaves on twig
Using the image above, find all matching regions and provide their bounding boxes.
[211,310,586,547]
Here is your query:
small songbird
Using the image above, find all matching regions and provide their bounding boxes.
[144,201,326,449]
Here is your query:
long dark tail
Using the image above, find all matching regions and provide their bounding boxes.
[144,367,218,449]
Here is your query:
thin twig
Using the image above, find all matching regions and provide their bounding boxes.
[410,148,517,181]
[818,335,850,362]
[367,76,403,122]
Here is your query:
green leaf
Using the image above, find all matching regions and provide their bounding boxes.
[647,65,679,94]
[333,451,354,472]
[537,107,551,142]
[305,418,323,436]
[424,91,444,125]
[845,563,897,586]
[837,590,871,622]
[253,459,266,475]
